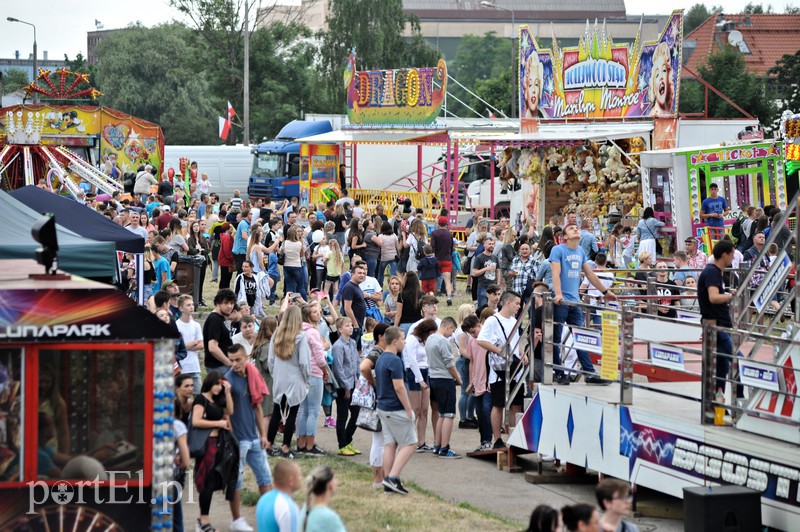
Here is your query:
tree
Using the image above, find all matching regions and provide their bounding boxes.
[769,49,800,115]
[743,3,774,13]
[1,68,30,94]
[680,48,776,130]
[318,0,439,112]
[685,4,717,35]
[94,24,219,145]
[448,32,512,117]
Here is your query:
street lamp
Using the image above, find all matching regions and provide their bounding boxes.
[481,1,515,118]
[7,17,37,103]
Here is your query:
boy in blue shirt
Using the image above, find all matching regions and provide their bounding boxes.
[152,245,171,292]
[701,183,729,228]
[550,223,617,385]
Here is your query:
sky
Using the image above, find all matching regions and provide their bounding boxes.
[1,0,797,62]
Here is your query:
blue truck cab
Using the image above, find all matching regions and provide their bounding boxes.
[248,119,333,201]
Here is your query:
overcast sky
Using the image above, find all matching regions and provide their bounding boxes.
[1,0,796,62]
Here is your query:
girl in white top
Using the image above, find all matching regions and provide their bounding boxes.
[402,318,439,452]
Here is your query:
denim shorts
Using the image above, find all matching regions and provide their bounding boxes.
[237,438,272,489]
[405,367,429,391]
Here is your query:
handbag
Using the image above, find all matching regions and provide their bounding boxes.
[188,425,212,459]
[351,376,376,408]
[356,407,381,432]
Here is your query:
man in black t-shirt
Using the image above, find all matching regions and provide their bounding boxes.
[342,262,367,350]
[472,237,499,309]
[697,239,742,397]
[203,289,236,371]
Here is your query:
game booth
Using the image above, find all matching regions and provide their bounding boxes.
[639,140,789,254]
[0,259,179,530]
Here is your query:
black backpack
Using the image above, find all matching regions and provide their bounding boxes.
[731,214,744,242]
[414,240,426,261]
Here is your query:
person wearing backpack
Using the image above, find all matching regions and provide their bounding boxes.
[403,218,428,274]
[733,205,755,253]
[476,291,526,450]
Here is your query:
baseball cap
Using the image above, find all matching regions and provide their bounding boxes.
[438,216,448,226]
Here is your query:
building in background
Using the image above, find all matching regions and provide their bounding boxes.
[259,0,667,60]
[0,51,66,83]
[683,13,800,78]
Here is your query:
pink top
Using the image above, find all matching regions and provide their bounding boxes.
[302,322,327,378]
[468,335,489,396]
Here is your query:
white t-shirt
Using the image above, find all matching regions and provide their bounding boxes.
[175,319,202,374]
[126,225,148,240]
[316,244,330,267]
[580,270,615,305]
[478,312,519,384]
[231,332,254,356]
[407,317,442,337]
[353,206,363,219]
[359,276,382,309]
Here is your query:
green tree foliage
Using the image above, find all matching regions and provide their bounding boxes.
[94,24,219,145]
[448,32,512,117]
[743,3,774,13]
[769,49,800,114]
[318,0,439,112]
[680,48,776,130]
[1,68,30,93]
[685,4,718,35]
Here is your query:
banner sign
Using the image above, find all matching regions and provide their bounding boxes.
[739,360,781,392]
[344,50,447,125]
[299,143,340,207]
[650,343,685,371]
[689,144,782,166]
[571,326,602,353]
[519,11,683,130]
[601,311,619,380]
[753,251,791,313]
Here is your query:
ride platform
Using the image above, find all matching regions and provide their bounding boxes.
[507,381,800,530]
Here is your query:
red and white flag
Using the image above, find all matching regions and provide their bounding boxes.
[219,101,237,140]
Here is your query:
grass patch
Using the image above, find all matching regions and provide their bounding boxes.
[240,453,518,531]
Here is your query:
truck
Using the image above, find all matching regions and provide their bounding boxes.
[248,119,335,201]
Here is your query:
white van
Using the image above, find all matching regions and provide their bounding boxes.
[163,145,253,201]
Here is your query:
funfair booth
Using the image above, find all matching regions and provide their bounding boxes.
[0,258,178,530]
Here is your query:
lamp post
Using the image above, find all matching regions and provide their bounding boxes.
[481,1,515,118]
[7,17,37,104]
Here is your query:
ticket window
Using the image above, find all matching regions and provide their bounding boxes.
[701,161,772,213]
[37,347,146,481]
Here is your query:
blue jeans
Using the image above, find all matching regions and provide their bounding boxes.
[716,331,744,397]
[477,284,488,309]
[365,257,378,278]
[377,259,397,288]
[553,303,595,375]
[269,274,280,304]
[170,484,183,532]
[399,322,412,336]
[236,439,272,489]
[284,265,307,300]
[297,376,324,437]
[456,358,475,421]
[474,392,493,444]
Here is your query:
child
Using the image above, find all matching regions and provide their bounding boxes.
[267,251,280,306]
[324,240,344,301]
[313,235,331,291]
[417,245,441,295]
[331,317,361,456]
[229,189,243,213]
[620,227,636,268]
[322,349,337,429]
[175,295,203,394]
[361,317,378,356]
[152,245,171,292]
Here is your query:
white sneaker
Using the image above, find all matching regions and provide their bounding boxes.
[230,517,254,532]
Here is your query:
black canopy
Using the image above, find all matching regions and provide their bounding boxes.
[9,185,145,253]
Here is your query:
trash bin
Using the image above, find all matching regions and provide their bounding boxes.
[683,486,761,532]
[174,255,202,302]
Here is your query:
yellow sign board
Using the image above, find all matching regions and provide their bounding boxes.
[600,311,619,381]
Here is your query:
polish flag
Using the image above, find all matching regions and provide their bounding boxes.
[227,101,237,120]
[219,116,231,140]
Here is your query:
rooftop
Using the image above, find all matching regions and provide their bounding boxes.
[683,13,800,77]
[404,0,627,21]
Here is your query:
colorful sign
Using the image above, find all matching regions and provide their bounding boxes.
[753,251,791,313]
[650,343,685,371]
[519,11,683,129]
[344,50,447,125]
[300,143,340,207]
[600,311,619,380]
[690,144,781,166]
[739,360,781,392]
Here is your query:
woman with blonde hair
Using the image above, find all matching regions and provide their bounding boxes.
[247,225,267,274]
[296,301,329,455]
[300,466,345,531]
[267,305,311,459]
[324,239,344,299]
[404,218,428,274]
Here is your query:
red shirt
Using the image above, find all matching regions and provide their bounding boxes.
[218,233,235,267]
[156,212,173,231]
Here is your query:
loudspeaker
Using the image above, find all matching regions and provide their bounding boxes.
[683,486,762,532]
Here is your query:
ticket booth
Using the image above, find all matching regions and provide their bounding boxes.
[0,259,177,531]
[640,141,787,248]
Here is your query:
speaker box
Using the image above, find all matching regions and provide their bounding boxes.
[683,486,762,532]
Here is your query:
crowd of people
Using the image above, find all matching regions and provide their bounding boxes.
[71,169,791,531]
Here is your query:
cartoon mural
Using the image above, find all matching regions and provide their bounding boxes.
[519,11,683,131]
